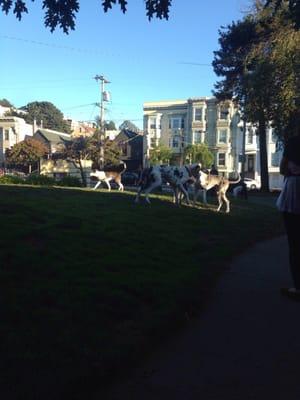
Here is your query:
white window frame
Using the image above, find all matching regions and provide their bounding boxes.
[217,152,226,167]
[219,106,229,120]
[193,130,202,144]
[218,129,228,144]
[172,136,179,148]
[169,117,184,130]
[149,117,156,130]
[194,107,203,122]
[4,129,9,141]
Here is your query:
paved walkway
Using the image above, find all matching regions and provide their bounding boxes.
[103,236,300,400]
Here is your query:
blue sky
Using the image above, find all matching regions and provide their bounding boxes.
[0,0,247,129]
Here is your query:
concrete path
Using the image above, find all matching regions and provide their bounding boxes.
[103,236,300,400]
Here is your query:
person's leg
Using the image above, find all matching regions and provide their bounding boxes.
[283,212,300,290]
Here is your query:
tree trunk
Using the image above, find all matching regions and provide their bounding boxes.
[71,160,87,187]
[78,159,87,187]
[258,117,270,192]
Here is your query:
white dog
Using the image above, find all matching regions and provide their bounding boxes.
[194,171,241,213]
[135,164,201,205]
[90,162,126,191]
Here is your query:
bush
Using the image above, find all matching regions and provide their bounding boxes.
[56,176,82,187]
[0,175,24,184]
[25,175,56,186]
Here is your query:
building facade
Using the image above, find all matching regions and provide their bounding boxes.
[143,97,283,188]
[0,116,33,165]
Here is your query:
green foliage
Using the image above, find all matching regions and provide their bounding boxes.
[0,0,172,33]
[184,144,214,167]
[25,174,56,186]
[56,175,82,187]
[0,175,24,184]
[5,137,48,167]
[11,101,70,133]
[149,144,173,165]
[119,120,140,133]
[104,120,117,130]
[0,174,82,187]
[0,98,13,107]
[89,133,121,166]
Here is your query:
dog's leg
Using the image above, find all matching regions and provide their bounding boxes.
[105,179,111,191]
[223,192,230,213]
[93,181,101,190]
[116,177,124,191]
[135,186,143,203]
[202,188,207,204]
[144,180,161,204]
[179,183,190,205]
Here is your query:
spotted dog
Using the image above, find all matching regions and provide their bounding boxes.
[90,162,126,192]
[135,164,201,205]
[194,171,241,213]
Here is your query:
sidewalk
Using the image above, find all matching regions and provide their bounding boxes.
[103,236,300,400]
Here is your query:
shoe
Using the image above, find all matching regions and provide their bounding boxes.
[281,287,300,301]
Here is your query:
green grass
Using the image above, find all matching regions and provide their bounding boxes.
[0,185,284,399]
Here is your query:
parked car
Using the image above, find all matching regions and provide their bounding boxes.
[122,171,139,185]
[244,178,260,190]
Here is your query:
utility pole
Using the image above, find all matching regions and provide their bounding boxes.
[94,74,110,168]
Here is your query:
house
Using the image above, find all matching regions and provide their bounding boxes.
[33,128,72,155]
[114,129,143,171]
[143,97,283,189]
[33,128,92,183]
[0,116,33,165]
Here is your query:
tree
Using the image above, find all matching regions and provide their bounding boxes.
[5,137,48,173]
[88,132,121,166]
[0,0,172,33]
[8,101,70,133]
[57,136,90,186]
[149,143,172,165]
[213,16,273,192]
[104,120,117,130]
[119,120,140,134]
[0,98,13,107]
[183,144,214,167]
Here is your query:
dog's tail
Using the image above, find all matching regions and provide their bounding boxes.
[120,161,127,174]
[229,173,241,185]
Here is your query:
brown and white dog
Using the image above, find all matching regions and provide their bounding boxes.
[194,171,241,213]
[90,162,126,191]
[135,164,201,205]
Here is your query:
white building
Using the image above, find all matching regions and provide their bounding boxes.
[0,116,33,165]
[143,97,283,189]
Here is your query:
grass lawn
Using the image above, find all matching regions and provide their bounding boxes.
[0,185,284,399]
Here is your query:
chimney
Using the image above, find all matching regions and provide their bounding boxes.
[40,119,43,128]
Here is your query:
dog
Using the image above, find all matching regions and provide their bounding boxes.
[90,162,126,191]
[135,164,201,205]
[194,171,241,213]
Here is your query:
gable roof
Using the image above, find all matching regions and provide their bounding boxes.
[34,128,72,145]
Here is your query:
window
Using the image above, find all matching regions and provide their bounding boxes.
[218,153,226,166]
[219,106,229,120]
[0,127,3,137]
[172,137,179,148]
[194,130,202,143]
[149,117,156,129]
[271,152,280,167]
[218,129,227,144]
[4,129,9,141]
[194,107,203,121]
[169,117,184,130]
[247,128,254,144]
[247,154,255,172]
